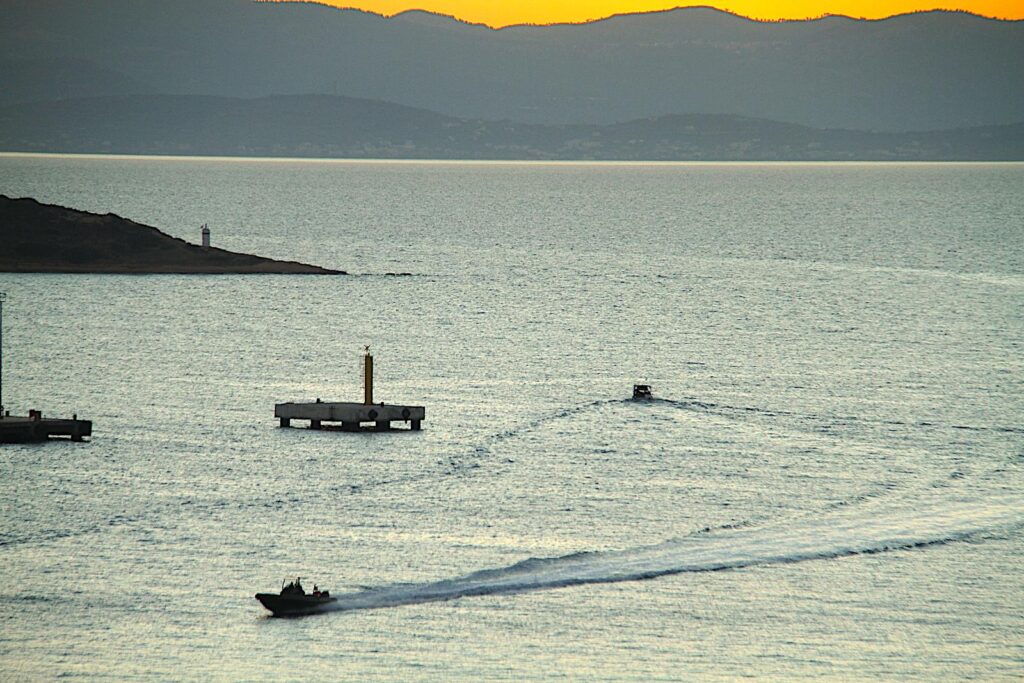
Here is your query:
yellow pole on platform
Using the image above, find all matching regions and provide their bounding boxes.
[363,346,374,405]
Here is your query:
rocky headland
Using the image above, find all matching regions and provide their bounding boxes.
[0,195,343,274]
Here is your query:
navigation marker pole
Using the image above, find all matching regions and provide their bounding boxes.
[363,345,374,405]
[0,292,6,417]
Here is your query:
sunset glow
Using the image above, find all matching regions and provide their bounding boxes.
[301,0,1024,27]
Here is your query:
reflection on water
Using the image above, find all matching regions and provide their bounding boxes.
[0,156,1022,680]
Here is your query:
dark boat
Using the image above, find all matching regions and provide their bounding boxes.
[632,384,654,400]
[255,577,336,616]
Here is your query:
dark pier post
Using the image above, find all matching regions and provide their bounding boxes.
[0,293,93,444]
[0,292,5,416]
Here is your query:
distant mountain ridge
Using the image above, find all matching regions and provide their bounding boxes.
[1,0,1021,131]
[368,4,1010,29]
[2,94,1021,160]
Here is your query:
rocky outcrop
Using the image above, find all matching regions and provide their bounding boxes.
[0,195,344,274]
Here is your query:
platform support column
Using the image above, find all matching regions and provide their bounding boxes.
[310,419,322,430]
[411,419,421,431]
[375,420,388,432]
[341,422,358,432]
[280,417,290,428]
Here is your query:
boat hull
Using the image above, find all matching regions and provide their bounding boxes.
[632,384,654,400]
[255,593,337,616]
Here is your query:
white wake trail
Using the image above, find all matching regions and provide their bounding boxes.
[325,494,1024,613]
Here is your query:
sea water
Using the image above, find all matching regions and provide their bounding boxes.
[0,155,1022,680]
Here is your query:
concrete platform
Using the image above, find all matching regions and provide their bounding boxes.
[275,401,424,431]
[0,414,92,443]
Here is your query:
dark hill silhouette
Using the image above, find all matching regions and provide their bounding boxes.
[1,94,1021,160]
[0,0,1021,131]
[0,195,343,274]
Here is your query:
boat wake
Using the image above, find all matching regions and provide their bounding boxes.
[324,494,1023,614]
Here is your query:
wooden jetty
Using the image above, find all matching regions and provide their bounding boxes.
[275,349,424,432]
[0,410,92,443]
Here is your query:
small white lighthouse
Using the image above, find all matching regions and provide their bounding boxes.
[201,224,211,248]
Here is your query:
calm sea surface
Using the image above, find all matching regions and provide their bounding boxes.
[1,155,1022,680]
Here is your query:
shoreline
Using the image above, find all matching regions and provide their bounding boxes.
[0,195,345,275]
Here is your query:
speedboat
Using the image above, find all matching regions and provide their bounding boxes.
[255,577,336,616]
[632,384,654,400]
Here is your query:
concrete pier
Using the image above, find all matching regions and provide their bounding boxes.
[275,348,425,432]
[0,411,92,443]
[275,401,424,432]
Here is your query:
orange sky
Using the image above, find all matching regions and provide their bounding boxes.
[304,0,1023,26]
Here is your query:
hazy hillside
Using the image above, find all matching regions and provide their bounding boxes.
[1,0,1021,131]
[2,94,1021,160]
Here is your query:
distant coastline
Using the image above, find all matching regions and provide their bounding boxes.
[0,195,344,274]
[5,152,1023,166]
[2,96,1021,162]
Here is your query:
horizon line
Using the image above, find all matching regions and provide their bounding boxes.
[258,2,1023,30]
[6,152,1022,167]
